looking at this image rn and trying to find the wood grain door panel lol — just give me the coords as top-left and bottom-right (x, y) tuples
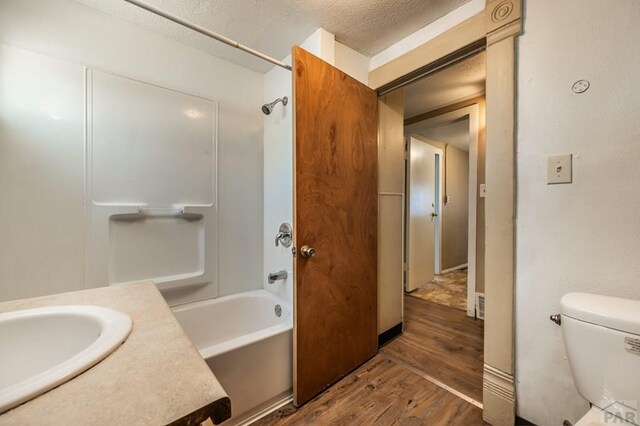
(293, 46), (378, 406)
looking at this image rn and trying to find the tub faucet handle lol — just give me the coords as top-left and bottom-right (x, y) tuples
(275, 223), (293, 248)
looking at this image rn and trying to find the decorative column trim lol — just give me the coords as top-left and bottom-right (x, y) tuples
(484, 363), (515, 402)
(482, 5), (521, 424)
(484, 363), (516, 425)
(486, 0), (521, 32)
(485, 0), (522, 45)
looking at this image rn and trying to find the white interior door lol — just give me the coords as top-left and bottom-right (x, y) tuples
(406, 137), (437, 292)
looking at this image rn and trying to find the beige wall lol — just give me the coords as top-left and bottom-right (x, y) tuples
(442, 146), (469, 269)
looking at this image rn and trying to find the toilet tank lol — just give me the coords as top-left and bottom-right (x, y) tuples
(561, 293), (640, 418)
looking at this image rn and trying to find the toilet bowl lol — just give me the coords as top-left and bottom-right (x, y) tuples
(561, 293), (640, 426)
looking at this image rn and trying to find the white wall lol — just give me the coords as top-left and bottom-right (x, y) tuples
(0, 0), (264, 301)
(0, 44), (86, 301)
(369, 0), (485, 70)
(335, 42), (370, 85)
(263, 55), (294, 301)
(516, 1), (640, 424)
(263, 29), (370, 302)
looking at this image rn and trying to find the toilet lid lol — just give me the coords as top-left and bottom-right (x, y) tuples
(561, 293), (640, 336)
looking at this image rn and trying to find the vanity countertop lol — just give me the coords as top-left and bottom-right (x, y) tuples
(0, 281), (230, 425)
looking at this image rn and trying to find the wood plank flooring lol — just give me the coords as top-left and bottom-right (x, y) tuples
(255, 296), (484, 425)
(254, 355), (482, 426)
(382, 296), (484, 403)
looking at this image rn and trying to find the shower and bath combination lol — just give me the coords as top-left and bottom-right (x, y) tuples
(262, 97), (288, 115)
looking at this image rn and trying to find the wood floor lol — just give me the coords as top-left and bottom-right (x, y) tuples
(254, 355), (482, 426)
(382, 296), (484, 402)
(255, 297), (484, 425)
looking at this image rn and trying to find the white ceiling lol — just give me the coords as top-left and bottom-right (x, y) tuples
(72, 0), (471, 73)
(418, 118), (470, 152)
(404, 50), (486, 119)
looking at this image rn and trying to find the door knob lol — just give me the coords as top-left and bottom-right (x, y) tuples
(300, 245), (316, 258)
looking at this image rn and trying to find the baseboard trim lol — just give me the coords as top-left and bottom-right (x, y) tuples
(441, 263), (468, 274)
(378, 322), (403, 348)
(483, 364), (516, 425)
(232, 391), (293, 426)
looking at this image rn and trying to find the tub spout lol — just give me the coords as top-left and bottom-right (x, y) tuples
(268, 270), (288, 284)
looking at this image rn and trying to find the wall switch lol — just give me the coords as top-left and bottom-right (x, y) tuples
(547, 154), (572, 184)
(479, 184), (486, 197)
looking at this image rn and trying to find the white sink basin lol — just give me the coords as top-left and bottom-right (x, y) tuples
(0, 305), (132, 413)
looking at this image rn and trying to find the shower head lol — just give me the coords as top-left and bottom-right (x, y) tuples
(262, 96), (288, 115)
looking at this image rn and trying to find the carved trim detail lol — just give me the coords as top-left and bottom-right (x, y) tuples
(491, 1), (514, 23)
(483, 363), (515, 402)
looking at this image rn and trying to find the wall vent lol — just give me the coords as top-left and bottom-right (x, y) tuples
(625, 337), (640, 356)
(476, 293), (485, 320)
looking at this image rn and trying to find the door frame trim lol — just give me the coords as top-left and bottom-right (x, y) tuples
(369, 1), (522, 424)
(434, 148), (444, 276)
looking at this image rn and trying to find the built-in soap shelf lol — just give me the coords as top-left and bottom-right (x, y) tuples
(87, 202), (217, 304)
(109, 205), (204, 222)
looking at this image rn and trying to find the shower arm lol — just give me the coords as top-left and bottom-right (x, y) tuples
(123, 0), (292, 71)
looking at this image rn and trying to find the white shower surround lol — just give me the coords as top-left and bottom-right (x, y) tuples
(172, 289), (292, 424)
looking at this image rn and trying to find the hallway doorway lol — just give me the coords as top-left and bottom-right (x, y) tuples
(399, 50), (486, 405)
(403, 50), (485, 318)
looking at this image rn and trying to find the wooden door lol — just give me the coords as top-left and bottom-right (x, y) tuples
(406, 137), (437, 292)
(293, 46), (378, 406)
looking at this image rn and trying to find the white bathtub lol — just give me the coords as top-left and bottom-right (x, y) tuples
(172, 289), (292, 424)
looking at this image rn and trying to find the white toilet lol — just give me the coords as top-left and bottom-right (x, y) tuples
(561, 293), (640, 426)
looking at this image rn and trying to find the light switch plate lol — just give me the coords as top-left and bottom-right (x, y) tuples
(479, 184), (486, 197)
(547, 154), (572, 184)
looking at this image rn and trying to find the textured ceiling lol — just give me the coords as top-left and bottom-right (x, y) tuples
(404, 50), (486, 119)
(72, 0), (470, 73)
(419, 118), (470, 152)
